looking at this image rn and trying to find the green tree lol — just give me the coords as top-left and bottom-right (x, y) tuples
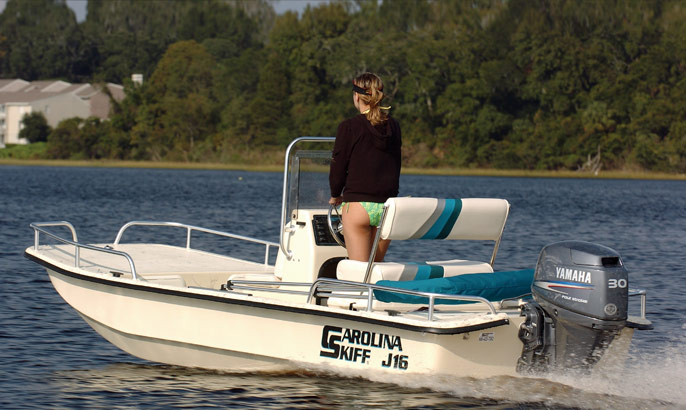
(0, 34), (7, 62)
(249, 52), (292, 145)
(84, 0), (187, 83)
(287, 3), (353, 138)
(0, 0), (91, 80)
(178, 0), (258, 53)
(131, 40), (218, 161)
(84, 0), (266, 84)
(19, 112), (51, 143)
(46, 118), (83, 159)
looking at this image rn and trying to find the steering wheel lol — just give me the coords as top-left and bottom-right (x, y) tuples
(327, 204), (346, 247)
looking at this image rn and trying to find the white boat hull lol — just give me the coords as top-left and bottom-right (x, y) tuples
(46, 266), (530, 378)
(79, 313), (288, 371)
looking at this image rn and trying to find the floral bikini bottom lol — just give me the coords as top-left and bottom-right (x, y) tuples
(341, 202), (385, 227)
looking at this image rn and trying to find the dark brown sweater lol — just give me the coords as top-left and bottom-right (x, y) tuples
(329, 114), (402, 203)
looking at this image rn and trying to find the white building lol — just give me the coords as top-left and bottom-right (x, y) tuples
(0, 79), (125, 147)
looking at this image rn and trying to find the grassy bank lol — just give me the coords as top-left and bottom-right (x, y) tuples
(0, 157), (284, 173)
(2, 141), (684, 180)
(2, 156), (685, 180)
(401, 166), (686, 180)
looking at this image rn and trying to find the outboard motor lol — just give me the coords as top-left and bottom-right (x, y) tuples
(518, 241), (628, 373)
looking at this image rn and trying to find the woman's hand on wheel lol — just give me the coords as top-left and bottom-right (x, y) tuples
(329, 196), (343, 206)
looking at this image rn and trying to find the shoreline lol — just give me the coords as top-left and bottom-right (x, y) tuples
(1, 158), (684, 180)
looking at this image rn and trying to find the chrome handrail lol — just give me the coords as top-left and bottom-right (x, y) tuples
(226, 280), (314, 296)
(227, 280), (312, 288)
(279, 136), (336, 260)
(113, 221), (278, 266)
(223, 277), (498, 321)
(364, 206), (390, 283)
(30, 222), (139, 279)
(629, 288), (648, 320)
(307, 278), (499, 320)
(32, 221), (77, 246)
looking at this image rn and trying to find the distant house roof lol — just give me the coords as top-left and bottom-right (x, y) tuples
(0, 79), (124, 108)
(0, 79), (30, 92)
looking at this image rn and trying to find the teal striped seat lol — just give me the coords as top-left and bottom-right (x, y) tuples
(379, 198), (510, 242)
(336, 198), (510, 284)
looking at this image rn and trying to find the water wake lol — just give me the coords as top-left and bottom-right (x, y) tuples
(374, 344), (686, 409)
(47, 351), (686, 410)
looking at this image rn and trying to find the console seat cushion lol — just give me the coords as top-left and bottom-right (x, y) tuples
(373, 269), (534, 304)
(336, 259), (493, 284)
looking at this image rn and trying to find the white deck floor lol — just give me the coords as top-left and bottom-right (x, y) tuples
(36, 243), (274, 287)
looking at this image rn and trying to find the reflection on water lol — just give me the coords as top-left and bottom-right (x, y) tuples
(51, 364), (489, 409)
(48, 361), (684, 410)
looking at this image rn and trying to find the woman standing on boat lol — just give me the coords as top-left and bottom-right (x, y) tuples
(329, 72), (402, 262)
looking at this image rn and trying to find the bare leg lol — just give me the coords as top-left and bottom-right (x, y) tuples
(371, 226), (391, 262)
(341, 202), (373, 261)
(342, 203), (392, 262)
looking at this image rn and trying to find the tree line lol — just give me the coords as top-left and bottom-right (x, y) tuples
(2, 0), (686, 172)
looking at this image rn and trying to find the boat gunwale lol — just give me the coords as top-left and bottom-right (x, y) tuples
(24, 249), (511, 335)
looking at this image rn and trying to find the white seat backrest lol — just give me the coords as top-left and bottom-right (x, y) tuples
(380, 198), (510, 241)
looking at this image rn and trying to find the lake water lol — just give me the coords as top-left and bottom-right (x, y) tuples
(1, 165), (685, 409)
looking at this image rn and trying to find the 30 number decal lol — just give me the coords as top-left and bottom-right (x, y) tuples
(608, 278), (627, 289)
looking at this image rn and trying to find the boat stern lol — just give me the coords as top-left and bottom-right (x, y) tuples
(517, 241), (651, 374)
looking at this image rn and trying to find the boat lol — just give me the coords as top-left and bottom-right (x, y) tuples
(24, 137), (652, 378)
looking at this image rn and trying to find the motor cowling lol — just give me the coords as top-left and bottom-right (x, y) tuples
(518, 241), (629, 372)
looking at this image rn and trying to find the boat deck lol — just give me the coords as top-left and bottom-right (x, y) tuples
(26, 229), (525, 334)
(34, 243), (274, 289)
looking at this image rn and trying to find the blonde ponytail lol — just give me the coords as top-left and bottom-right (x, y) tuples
(352, 72), (389, 126)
